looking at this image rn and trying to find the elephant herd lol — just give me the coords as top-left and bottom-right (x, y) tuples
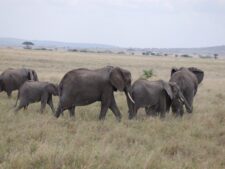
(0, 66), (204, 120)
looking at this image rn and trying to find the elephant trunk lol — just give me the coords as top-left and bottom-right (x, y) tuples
(179, 92), (192, 113)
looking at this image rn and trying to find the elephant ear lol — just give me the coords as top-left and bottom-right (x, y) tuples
(188, 67), (204, 84)
(28, 70), (34, 80)
(32, 70), (39, 81)
(164, 82), (174, 100)
(109, 67), (125, 92)
(171, 67), (179, 77)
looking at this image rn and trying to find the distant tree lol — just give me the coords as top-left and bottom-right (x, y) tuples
(151, 52), (156, 56)
(214, 53), (218, 59)
(22, 41), (34, 49)
(181, 54), (192, 58)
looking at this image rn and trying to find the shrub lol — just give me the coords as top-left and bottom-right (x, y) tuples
(181, 54), (192, 58)
(142, 69), (154, 79)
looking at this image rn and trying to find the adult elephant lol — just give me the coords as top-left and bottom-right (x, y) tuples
(169, 67), (204, 116)
(55, 66), (134, 121)
(0, 68), (39, 97)
(127, 79), (191, 119)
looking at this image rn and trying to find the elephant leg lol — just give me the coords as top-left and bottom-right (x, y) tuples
(55, 105), (63, 118)
(40, 94), (48, 113)
(109, 97), (122, 121)
(174, 103), (184, 117)
(69, 106), (75, 118)
(99, 100), (110, 120)
(179, 106), (184, 116)
(47, 96), (55, 114)
(129, 105), (138, 119)
(171, 102), (183, 117)
(15, 103), (26, 112)
(24, 105), (28, 110)
(159, 97), (167, 118)
(7, 91), (12, 98)
(145, 105), (157, 117)
(14, 93), (19, 107)
(160, 110), (166, 118)
(15, 99), (28, 112)
(185, 95), (193, 113)
(55, 96), (72, 118)
(15, 105), (23, 112)
(40, 102), (47, 113)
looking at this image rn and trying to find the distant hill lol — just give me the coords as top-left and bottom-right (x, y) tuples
(0, 37), (224, 57)
(143, 46), (225, 56)
(0, 37), (118, 49)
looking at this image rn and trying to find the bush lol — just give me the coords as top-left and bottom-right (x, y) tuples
(142, 69), (154, 79)
(181, 54), (192, 58)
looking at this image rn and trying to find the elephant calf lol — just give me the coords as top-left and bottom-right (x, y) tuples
(15, 81), (58, 113)
(127, 79), (191, 119)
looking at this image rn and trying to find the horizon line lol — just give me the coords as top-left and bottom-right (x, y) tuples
(0, 36), (224, 49)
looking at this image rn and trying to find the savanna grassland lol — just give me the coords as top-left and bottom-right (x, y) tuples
(0, 48), (225, 169)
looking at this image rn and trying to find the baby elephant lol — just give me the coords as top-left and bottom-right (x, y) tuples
(15, 81), (58, 113)
(127, 79), (191, 119)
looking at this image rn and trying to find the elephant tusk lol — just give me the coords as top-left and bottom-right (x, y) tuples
(178, 92), (185, 103)
(180, 97), (184, 103)
(127, 92), (135, 104)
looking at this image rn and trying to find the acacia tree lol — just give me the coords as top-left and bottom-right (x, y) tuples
(22, 41), (34, 49)
(214, 53), (218, 59)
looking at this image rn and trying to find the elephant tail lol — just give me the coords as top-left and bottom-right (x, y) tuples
(14, 90), (20, 107)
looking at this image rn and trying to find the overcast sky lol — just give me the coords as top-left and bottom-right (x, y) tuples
(0, 0), (225, 48)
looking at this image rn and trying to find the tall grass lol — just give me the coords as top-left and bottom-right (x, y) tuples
(0, 48), (225, 169)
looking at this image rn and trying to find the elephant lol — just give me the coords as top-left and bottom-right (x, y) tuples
(55, 66), (134, 121)
(127, 79), (191, 119)
(169, 67), (204, 116)
(15, 81), (58, 113)
(0, 68), (39, 97)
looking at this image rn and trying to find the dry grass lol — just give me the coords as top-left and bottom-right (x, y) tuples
(0, 48), (225, 169)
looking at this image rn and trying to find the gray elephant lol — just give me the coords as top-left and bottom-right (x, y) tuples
(15, 81), (58, 113)
(0, 68), (39, 97)
(169, 67), (204, 116)
(55, 66), (134, 121)
(127, 79), (191, 119)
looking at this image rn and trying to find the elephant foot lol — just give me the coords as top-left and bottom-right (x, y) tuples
(116, 116), (121, 122)
(186, 107), (193, 113)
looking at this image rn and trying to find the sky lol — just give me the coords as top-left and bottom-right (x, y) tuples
(0, 0), (225, 48)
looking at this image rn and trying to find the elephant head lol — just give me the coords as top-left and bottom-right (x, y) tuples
(109, 67), (134, 103)
(28, 69), (39, 81)
(171, 67), (204, 85)
(46, 83), (59, 96)
(164, 82), (192, 113)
